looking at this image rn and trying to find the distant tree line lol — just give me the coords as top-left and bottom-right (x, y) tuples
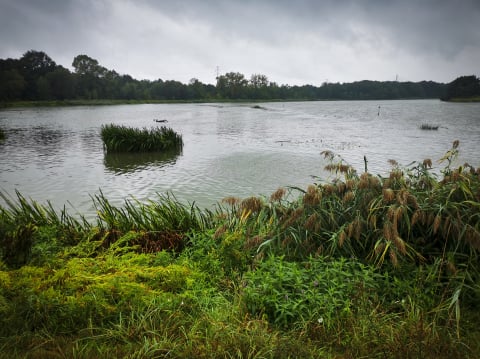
(1, 49), (472, 103)
(442, 75), (480, 101)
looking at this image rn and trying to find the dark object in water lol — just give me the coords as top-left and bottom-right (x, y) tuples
(154, 119), (168, 123)
(420, 124), (439, 130)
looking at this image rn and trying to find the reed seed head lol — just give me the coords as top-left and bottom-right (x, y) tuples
(383, 222), (394, 242)
(395, 206), (404, 224)
(353, 218), (362, 241)
(244, 235), (264, 250)
(343, 191), (355, 203)
(433, 214), (442, 234)
(396, 189), (409, 205)
(321, 150), (334, 160)
(336, 182), (346, 194)
(240, 197), (263, 213)
(411, 210), (421, 226)
(388, 159), (399, 167)
(347, 222), (354, 239)
(270, 187), (286, 202)
(305, 213), (318, 232)
(389, 249), (399, 267)
(407, 193), (419, 209)
(423, 158), (433, 168)
(304, 185), (321, 206)
(465, 227), (480, 250)
(222, 196), (240, 207)
(345, 179), (356, 190)
(452, 140), (460, 149)
(374, 241), (386, 256)
(389, 170), (403, 181)
(338, 230), (346, 248)
(393, 236), (406, 255)
(214, 224), (228, 239)
(387, 206), (396, 222)
(383, 188), (395, 203)
(323, 184), (335, 195)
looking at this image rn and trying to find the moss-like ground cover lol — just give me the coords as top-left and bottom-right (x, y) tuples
(1, 141), (479, 358)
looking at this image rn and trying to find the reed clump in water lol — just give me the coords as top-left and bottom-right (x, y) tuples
(420, 123), (439, 130)
(101, 124), (183, 152)
(0, 128), (5, 140)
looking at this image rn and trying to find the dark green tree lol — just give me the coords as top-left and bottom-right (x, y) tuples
(216, 72), (248, 99)
(20, 50), (57, 99)
(444, 75), (480, 100)
(0, 68), (26, 100)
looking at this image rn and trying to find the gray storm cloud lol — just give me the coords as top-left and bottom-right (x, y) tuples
(0, 0), (479, 85)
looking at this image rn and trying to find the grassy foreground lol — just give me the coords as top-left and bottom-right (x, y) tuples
(1, 141), (480, 358)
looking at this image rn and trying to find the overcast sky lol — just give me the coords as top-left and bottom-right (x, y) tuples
(0, 0), (479, 85)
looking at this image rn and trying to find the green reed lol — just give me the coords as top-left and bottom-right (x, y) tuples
(101, 124), (183, 152)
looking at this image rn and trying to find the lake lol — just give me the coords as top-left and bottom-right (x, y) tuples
(1, 100), (479, 216)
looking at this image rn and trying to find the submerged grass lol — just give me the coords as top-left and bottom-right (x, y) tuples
(101, 124), (183, 153)
(1, 141), (480, 358)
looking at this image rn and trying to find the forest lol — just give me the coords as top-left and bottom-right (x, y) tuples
(0, 50), (456, 103)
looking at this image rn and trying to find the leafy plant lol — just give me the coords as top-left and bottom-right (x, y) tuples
(242, 256), (380, 328)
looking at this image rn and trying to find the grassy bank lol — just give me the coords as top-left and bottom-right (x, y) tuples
(0, 98), (297, 108)
(0, 141), (479, 358)
(445, 96), (480, 103)
(0, 99), (215, 108)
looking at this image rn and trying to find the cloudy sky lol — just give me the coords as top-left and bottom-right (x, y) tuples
(0, 0), (479, 85)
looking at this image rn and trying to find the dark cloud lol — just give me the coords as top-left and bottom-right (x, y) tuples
(0, 0), (479, 85)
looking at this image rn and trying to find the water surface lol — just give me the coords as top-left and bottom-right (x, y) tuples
(1, 100), (479, 215)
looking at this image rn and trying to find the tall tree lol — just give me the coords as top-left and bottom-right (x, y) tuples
(20, 50), (57, 99)
(216, 72), (248, 99)
(444, 75), (480, 100)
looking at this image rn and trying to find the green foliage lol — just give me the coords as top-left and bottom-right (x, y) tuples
(0, 191), (87, 267)
(1, 50), (449, 103)
(444, 75), (480, 101)
(242, 256), (379, 328)
(101, 124), (183, 153)
(0, 251), (200, 336)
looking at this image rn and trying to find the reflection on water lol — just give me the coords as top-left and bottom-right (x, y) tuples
(104, 149), (182, 174)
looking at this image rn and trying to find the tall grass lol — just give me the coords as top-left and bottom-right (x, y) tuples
(101, 124), (183, 152)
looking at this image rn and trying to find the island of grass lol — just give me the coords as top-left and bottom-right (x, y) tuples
(101, 124), (183, 153)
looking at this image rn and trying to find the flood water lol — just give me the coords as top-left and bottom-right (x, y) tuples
(1, 100), (479, 215)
